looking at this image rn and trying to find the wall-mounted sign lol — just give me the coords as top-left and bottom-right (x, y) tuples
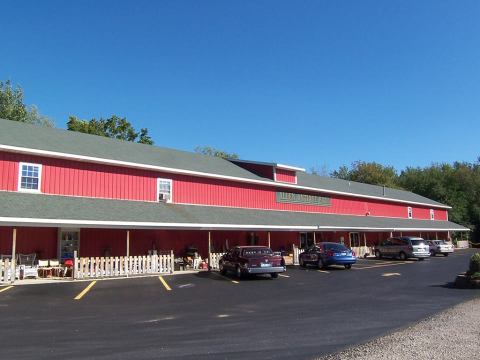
(276, 191), (331, 206)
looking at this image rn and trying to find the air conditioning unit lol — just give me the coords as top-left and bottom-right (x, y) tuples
(158, 193), (171, 202)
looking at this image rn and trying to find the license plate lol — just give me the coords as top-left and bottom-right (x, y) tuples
(341, 252), (347, 256)
(261, 263), (272, 267)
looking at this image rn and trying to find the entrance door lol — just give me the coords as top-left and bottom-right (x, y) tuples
(300, 232), (314, 249)
(58, 229), (80, 261)
(349, 232), (360, 248)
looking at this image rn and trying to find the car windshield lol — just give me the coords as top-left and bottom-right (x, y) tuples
(324, 243), (348, 252)
(410, 240), (426, 246)
(434, 240), (445, 245)
(242, 248), (273, 257)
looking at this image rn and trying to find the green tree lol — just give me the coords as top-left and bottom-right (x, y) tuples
(331, 161), (399, 188)
(0, 80), (53, 127)
(194, 146), (239, 159)
(67, 115), (154, 145)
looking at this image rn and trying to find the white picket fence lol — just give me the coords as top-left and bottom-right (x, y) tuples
(0, 259), (12, 282)
(73, 252), (174, 279)
(351, 246), (373, 258)
(208, 252), (225, 270)
(456, 240), (469, 249)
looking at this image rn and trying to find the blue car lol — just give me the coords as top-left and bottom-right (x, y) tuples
(299, 242), (357, 269)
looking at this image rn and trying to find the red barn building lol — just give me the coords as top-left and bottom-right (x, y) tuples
(0, 119), (468, 265)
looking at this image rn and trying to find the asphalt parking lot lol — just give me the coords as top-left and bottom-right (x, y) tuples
(0, 249), (478, 360)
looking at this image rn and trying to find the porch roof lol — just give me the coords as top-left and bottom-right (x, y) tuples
(0, 191), (469, 232)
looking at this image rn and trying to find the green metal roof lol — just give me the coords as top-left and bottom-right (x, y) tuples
(0, 119), (450, 208)
(0, 192), (467, 231)
(0, 118), (264, 181)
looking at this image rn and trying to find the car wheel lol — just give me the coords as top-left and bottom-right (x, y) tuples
(317, 258), (326, 269)
(398, 252), (407, 261)
(299, 258), (306, 268)
(235, 266), (243, 279)
(219, 262), (226, 275)
(419, 257), (425, 261)
(430, 250), (435, 257)
(344, 264), (352, 269)
(271, 272), (278, 279)
(444, 253), (449, 257)
(375, 250), (382, 259)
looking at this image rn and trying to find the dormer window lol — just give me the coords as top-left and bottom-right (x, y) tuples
(18, 162), (42, 192)
(407, 207), (413, 219)
(157, 178), (172, 203)
(430, 209), (434, 220)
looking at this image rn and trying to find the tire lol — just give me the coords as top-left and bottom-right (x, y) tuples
(271, 272), (278, 279)
(344, 264), (352, 269)
(318, 258), (326, 269)
(419, 257), (425, 261)
(375, 250), (382, 259)
(398, 252), (407, 261)
(444, 253), (449, 257)
(430, 250), (435, 257)
(219, 262), (227, 275)
(235, 266), (243, 279)
(299, 258), (306, 268)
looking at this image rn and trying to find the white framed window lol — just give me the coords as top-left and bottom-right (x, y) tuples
(157, 178), (172, 203)
(430, 209), (434, 220)
(18, 162), (42, 193)
(407, 206), (413, 219)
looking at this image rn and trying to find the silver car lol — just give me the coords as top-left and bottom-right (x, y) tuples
(427, 240), (454, 257)
(375, 237), (430, 260)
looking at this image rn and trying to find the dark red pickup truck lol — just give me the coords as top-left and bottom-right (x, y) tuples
(219, 246), (286, 279)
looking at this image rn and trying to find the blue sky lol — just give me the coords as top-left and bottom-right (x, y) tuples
(1, 1), (479, 173)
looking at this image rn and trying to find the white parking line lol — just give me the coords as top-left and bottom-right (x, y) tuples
(317, 270), (330, 274)
(278, 274), (290, 278)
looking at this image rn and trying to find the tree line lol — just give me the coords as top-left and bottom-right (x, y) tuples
(1, 79), (478, 241)
(329, 161), (480, 242)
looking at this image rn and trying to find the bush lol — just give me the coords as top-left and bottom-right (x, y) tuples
(469, 253), (480, 274)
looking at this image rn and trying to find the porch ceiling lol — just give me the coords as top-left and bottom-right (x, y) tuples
(0, 191), (469, 232)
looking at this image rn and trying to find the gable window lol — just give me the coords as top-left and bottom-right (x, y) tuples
(430, 209), (434, 220)
(157, 178), (172, 203)
(18, 162), (42, 192)
(407, 207), (413, 219)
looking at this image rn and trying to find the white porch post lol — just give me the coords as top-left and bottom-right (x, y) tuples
(313, 232), (316, 245)
(126, 230), (130, 257)
(10, 228), (17, 284)
(268, 232), (271, 248)
(389, 231), (393, 238)
(363, 233), (367, 247)
(208, 231), (211, 254)
(126, 230), (130, 278)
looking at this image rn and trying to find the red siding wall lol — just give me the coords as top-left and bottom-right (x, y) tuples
(0, 152), (19, 191)
(173, 175), (449, 220)
(275, 168), (297, 184)
(0, 227), (57, 258)
(0, 151), (449, 221)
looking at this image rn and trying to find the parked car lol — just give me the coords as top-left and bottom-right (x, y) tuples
(374, 237), (430, 260)
(427, 240), (454, 256)
(299, 242), (357, 269)
(218, 246), (286, 279)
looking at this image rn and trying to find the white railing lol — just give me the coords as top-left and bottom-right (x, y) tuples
(73, 252), (174, 279)
(208, 252), (225, 270)
(351, 246), (373, 258)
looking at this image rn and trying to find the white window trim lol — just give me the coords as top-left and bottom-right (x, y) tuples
(157, 178), (173, 203)
(430, 209), (435, 221)
(18, 162), (42, 193)
(407, 206), (413, 219)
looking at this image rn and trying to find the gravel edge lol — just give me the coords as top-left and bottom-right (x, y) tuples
(316, 296), (480, 360)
